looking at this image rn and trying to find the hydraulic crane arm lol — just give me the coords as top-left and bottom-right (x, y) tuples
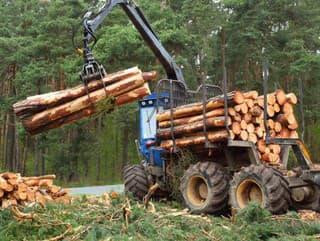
(80, 0), (184, 83)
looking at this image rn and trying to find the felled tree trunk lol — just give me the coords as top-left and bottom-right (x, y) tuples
(13, 67), (157, 135)
(28, 84), (151, 135)
(158, 108), (225, 128)
(158, 116), (230, 139)
(160, 129), (229, 149)
(156, 91), (244, 122)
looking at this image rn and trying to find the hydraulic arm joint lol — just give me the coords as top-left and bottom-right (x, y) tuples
(79, 13), (106, 84)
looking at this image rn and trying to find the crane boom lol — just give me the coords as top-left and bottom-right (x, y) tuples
(80, 0), (184, 83)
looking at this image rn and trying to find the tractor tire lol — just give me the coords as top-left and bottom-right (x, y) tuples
(180, 161), (229, 214)
(123, 164), (149, 200)
(229, 164), (291, 214)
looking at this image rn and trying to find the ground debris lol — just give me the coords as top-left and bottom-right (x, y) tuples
(298, 210), (320, 221)
(1, 194), (320, 241)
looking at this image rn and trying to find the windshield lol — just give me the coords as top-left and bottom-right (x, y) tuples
(140, 106), (162, 139)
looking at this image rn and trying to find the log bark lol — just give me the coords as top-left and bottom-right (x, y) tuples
(160, 129), (229, 150)
(22, 73), (144, 131)
(27, 84), (151, 135)
(157, 116), (230, 139)
(13, 67), (147, 117)
(14, 67), (156, 135)
(158, 108), (225, 128)
(156, 91), (244, 122)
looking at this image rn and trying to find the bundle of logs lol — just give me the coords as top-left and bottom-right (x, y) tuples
(0, 172), (69, 208)
(13, 67), (157, 135)
(156, 89), (298, 165)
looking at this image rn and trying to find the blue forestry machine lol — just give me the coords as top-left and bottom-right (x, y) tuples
(77, 0), (320, 214)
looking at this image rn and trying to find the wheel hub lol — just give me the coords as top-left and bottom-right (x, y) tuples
(187, 175), (208, 206)
(236, 179), (264, 208)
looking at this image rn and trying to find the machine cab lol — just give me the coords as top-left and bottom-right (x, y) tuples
(138, 93), (168, 167)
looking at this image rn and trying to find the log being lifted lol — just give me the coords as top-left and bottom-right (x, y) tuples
(27, 84), (151, 135)
(13, 67), (154, 117)
(13, 67), (157, 135)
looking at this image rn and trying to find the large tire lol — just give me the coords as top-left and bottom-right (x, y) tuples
(123, 164), (149, 200)
(229, 164), (291, 214)
(180, 161), (229, 214)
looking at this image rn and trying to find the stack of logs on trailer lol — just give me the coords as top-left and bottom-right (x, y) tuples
(0, 173), (69, 208)
(157, 89), (298, 166)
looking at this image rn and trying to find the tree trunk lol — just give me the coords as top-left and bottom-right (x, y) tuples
(5, 111), (14, 171)
(121, 126), (129, 168)
(20, 136), (29, 176)
(96, 117), (102, 182)
(298, 78), (305, 141)
(14, 117), (20, 172)
(33, 136), (40, 176)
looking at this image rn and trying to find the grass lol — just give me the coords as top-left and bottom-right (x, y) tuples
(0, 194), (319, 241)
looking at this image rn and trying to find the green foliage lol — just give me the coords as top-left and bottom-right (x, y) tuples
(1, 0), (320, 183)
(0, 197), (319, 241)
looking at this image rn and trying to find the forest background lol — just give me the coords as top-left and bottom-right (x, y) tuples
(0, 0), (319, 186)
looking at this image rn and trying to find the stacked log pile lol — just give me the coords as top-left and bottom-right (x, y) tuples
(157, 89), (299, 165)
(13, 67), (157, 135)
(0, 172), (69, 208)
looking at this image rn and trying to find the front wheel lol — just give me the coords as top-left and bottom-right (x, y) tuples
(229, 164), (291, 214)
(180, 161), (229, 214)
(123, 164), (149, 200)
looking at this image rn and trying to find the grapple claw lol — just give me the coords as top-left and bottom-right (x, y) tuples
(80, 60), (106, 85)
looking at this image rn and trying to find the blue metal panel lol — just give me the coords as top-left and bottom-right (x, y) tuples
(138, 93), (168, 167)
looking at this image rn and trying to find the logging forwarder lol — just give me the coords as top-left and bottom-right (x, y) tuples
(77, 0), (320, 215)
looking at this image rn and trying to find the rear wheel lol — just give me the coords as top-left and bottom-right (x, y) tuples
(180, 161), (229, 214)
(123, 164), (149, 200)
(229, 164), (291, 214)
